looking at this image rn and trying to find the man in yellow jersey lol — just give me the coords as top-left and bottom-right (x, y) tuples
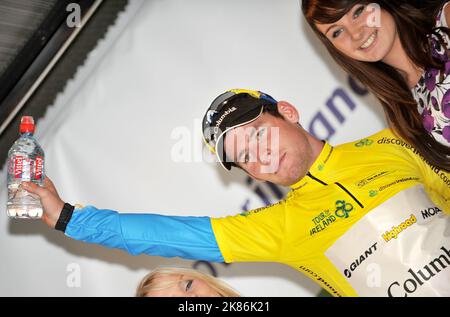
(23, 89), (450, 297)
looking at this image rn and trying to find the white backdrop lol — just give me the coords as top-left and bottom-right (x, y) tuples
(0, 0), (386, 296)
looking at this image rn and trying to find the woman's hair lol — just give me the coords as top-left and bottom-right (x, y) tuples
(302, 0), (450, 171)
(136, 267), (241, 297)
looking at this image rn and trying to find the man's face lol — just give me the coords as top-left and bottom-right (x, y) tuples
(223, 102), (315, 186)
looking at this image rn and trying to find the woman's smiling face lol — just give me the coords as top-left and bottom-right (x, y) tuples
(315, 3), (398, 63)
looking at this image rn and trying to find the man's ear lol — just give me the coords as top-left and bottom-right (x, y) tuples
(277, 101), (299, 123)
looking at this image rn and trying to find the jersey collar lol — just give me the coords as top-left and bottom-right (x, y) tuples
(290, 141), (335, 190)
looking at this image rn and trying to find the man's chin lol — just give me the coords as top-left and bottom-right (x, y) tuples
(270, 175), (299, 187)
(283, 172), (306, 187)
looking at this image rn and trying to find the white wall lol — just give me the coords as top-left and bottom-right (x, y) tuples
(0, 0), (386, 296)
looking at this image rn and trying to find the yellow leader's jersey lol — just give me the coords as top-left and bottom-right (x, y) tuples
(211, 129), (450, 297)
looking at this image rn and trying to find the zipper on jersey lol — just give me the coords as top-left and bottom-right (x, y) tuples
(306, 172), (364, 208)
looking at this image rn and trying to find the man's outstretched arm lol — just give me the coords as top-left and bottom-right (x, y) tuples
(21, 178), (224, 263)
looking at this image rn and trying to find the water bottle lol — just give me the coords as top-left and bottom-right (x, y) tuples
(6, 116), (45, 219)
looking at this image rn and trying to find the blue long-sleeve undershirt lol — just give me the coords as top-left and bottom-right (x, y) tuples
(64, 205), (225, 263)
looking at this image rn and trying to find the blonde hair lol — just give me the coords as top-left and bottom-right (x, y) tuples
(136, 267), (240, 297)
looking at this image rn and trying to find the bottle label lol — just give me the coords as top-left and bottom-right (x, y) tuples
(13, 156), (24, 179)
(35, 156), (43, 180)
(12, 155), (44, 181)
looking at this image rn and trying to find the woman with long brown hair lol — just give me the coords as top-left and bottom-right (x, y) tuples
(301, 0), (450, 171)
